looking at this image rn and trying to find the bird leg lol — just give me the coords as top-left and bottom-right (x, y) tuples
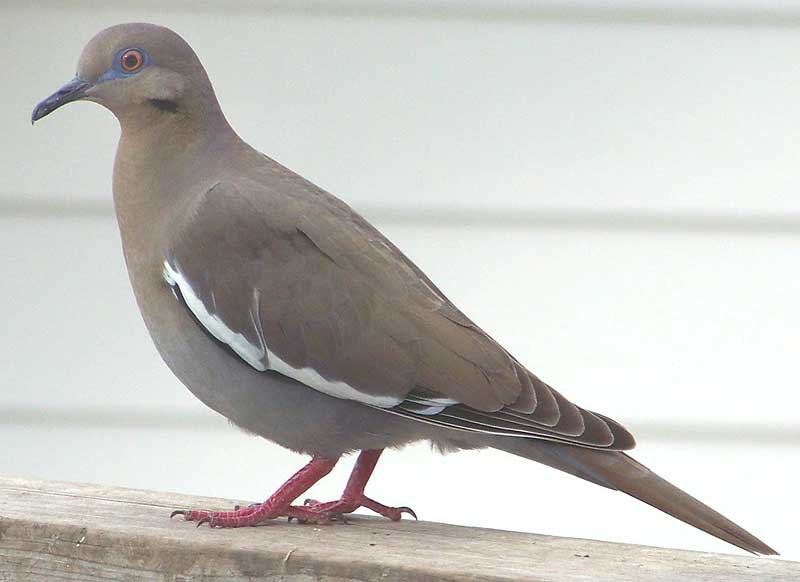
(292, 449), (417, 522)
(171, 455), (339, 527)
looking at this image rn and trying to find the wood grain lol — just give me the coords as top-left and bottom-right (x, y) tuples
(0, 476), (796, 581)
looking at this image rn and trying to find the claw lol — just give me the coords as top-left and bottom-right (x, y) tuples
(196, 516), (213, 528)
(232, 502), (260, 511)
(303, 498), (319, 506)
(398, 506), (418, 520)
(170, 509), (186, 519)
(287, 515), (307, 524)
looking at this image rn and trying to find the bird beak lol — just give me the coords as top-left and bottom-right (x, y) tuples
(31, 77), (92, 124)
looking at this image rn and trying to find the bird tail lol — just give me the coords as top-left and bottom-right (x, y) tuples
(495, 438), (778, 555)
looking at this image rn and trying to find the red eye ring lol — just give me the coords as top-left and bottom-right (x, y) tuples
(120, 49), (144, 73)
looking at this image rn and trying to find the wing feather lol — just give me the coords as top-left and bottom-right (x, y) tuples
(165, 177), (635, 450)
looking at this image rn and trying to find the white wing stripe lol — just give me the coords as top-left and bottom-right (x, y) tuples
(164, 260), (401, 409)
(265, 347), (401, 408)
(163, 261), (269, 371)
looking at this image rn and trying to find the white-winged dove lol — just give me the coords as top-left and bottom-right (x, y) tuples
(32, 23), (776, 555)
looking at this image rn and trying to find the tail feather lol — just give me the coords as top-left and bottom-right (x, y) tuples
(496, 439), (778, 555)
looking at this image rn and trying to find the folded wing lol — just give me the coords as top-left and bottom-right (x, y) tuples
(165, 178), (635, 451)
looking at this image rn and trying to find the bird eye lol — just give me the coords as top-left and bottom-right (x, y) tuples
(120, 49), (144, 73)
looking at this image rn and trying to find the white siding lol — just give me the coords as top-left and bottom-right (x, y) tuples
(2, 1), (797, 559)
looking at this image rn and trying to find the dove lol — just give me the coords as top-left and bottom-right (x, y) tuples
(32, 23), (775, 554)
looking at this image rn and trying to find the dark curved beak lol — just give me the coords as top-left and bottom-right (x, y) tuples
(31, 77), (91, 124)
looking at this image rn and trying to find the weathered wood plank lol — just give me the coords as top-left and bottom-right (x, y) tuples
(0, 476), (795, 582)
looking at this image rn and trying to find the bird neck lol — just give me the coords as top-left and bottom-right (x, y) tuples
(111, 107), (241, 266)
(115, 95), (235, 156)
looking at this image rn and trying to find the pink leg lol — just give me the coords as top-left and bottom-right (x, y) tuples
(171, 455), (338, 528)
(297, 449), (416, 522)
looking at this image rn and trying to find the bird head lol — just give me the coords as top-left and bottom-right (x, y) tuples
(32, 23), (218, 126)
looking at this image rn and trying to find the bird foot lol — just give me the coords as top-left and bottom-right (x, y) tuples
(170, 503), (269, 527)
(171, 502), (341, 527)
(168, 452), (413, 528)
(295, 495), (417, 522)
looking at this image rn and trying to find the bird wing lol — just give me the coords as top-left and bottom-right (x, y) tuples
(164, 178), (634, 450)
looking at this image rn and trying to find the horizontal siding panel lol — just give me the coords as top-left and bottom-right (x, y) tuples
(23, 1), (800, 22)
(3, 198), (800, 236)
(1, 216), (796, 425)
(7, 5), (800, 214)
(4, 406), (798, 447)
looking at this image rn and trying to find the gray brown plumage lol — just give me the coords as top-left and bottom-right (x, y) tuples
(32, 22), (776, 555)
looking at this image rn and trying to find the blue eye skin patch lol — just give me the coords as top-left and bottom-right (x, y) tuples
(96, 47), (152, 83)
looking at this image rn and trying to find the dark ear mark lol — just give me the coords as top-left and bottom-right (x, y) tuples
(149, 99), (178, 113)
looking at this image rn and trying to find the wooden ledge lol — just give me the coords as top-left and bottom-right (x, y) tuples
(0, 476), (796, 581)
